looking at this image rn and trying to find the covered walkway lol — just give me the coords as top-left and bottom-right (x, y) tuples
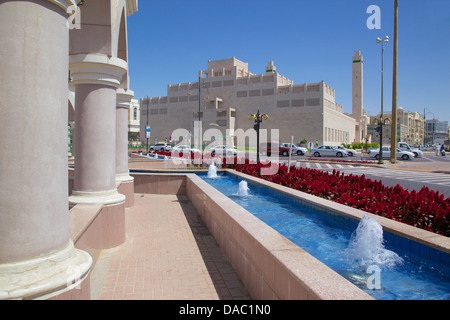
(90, 193), (251, 300)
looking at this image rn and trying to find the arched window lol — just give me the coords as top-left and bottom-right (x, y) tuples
(134, 107), (137, 120)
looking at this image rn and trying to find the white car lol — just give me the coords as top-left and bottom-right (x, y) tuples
(150, 143), (171, 152)
(311, 145), (348, 158)
(210, 145), (238, 156)
(280, 143), (308, 156)
(397, 142), (423, 158)
(369, 146), (415, 161)
(335, 145), (358, 157)
(172, 145), (201, 154)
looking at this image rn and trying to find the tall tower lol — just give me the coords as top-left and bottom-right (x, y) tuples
(352, 50), (364, 143)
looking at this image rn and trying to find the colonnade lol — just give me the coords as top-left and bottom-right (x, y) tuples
(0, 0), (138, 299)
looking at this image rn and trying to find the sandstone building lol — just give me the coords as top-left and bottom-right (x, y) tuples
(141, 57), (358, 148)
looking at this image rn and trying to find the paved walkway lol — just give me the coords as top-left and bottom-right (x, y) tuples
(90, 194), (251, 300)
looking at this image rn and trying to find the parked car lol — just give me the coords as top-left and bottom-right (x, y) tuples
(369, 146), (415, 160)
(397, 142), (423, 158)
(311, 145), (348, 158)
(280, 143), (308, 156)
(335, 145), (358, 157)
(150, 143), (171, 152)
(260, 143), (291, 157)
(210, 145), (238, 156)
(172, 145), (201, 154)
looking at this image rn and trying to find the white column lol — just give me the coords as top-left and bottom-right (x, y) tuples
(116, 89), (135, 182)
(69, 54), (128, 207)
(0, 0), (91, 300)
(116, 89), (135, 207)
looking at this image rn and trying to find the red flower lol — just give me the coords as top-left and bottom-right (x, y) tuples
(230, 162), (450, 236)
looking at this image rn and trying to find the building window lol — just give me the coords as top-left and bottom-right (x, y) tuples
(133, 107), (137, 120)
(237, 91), (248, 98)
(216, 120), (227, 127)
(277, 100), (289, 108)
(306, 98), (320, 106)
(249, 89), (261, 97)
(262, 89), (274, 96)
(292, 99), (305, 107)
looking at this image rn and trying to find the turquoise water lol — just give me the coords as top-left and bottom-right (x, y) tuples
(199, 172), (450, 300)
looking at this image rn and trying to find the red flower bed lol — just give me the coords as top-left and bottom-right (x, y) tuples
(233, 161), (450, 237)
(150, 152), (449, 236)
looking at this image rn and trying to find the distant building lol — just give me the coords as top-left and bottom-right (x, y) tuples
(128, 98), (140, 146)
(368, 108), (426, 146)
(141, 57), (357, 147)
(426, 119), (448, 145)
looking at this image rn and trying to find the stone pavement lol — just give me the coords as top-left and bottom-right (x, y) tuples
(90, 193), (251, 300)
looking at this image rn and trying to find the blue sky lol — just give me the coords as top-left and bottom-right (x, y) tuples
(127, 0), (450, 123)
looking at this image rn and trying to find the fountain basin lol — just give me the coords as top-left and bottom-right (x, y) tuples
(196, 170), (450, 300)
(185, 172), (373, 299)
(130, 169), (449, 299)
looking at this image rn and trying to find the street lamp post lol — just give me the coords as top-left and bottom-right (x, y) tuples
(376, 36), (389, 164)
(196, 71), (207, 150)
(249, 109), (269, 164)
(391, 0), (399, 163)
(146, 96), (149, 153)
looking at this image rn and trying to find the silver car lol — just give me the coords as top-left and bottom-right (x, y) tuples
(281, 143), (308, 156)
(311, 145), (348, 158)
(369, 146), (415, 161)
(172, 145), (201, 153)
(210, 145), (238, 156)
(150, 143), (171, 152)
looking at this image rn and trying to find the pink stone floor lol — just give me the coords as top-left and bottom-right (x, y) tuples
(90, 193), (251, 300)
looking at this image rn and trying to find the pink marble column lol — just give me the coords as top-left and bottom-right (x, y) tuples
(0, 0), (91, 300)
(116, 89), (135, 207)
(69, 54), (128, 248)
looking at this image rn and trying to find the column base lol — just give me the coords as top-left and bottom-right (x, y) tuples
(69, 189), (126, 208)
(116, 173), (134, 208)
(69, 189), (126, 249)
(0, 241), (92, 300)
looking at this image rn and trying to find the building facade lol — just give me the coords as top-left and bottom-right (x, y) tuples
(141, 57), (356, 148)
(368, 108), (427, 146)
(426, 119), (449, 145)
(128, 98), (141, 145)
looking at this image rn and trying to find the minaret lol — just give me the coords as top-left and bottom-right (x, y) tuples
(352, 50), (364, 142)
(266, 61), (276, 73)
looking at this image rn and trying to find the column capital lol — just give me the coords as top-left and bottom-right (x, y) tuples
(116, 88), (135, 109)
(45, 0), (77, 13)
(69, 54), (128, 88)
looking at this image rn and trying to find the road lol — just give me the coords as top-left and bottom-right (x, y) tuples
(249, 152), (450, 198)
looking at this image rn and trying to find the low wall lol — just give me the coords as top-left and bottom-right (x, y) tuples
(185, 173), (373, 300)
(132, 172), (187, 194)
